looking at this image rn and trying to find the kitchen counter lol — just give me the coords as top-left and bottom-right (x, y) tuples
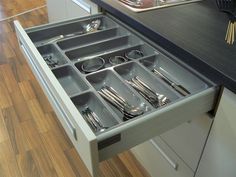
(91, 0), (236, 93)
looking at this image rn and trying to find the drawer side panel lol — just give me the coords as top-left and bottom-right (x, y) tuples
(14, 20), (99, 177)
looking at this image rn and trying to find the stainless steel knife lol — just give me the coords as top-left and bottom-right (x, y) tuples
(153, 68), (190, 96)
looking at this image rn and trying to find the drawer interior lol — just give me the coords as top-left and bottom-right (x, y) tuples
(25, 14), (213, 138)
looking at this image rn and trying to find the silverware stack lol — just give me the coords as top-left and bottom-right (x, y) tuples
(98, 86), (144, 120)
(126, 76), (170, 108)
(216, 0), (236, 44)
(82, 107), (108, 132)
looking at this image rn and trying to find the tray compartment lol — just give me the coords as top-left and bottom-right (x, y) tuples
(98, 44), (156, 61)
(86, 70), (151, 120)
(37, 44), (68, 68)
(74, 44), (155, 74)
(57, 27), (129, 50)
(75, 57), (107, 74)
(52, 65), (89, 96)
(96, 44), (158, 61)
(123, 43), (159, 58)
(65, 35), (143, 61)
(139, 55), (208, 93)
(27, 15), (118, 44)
(71, 92), (120, 133)
(114, 62), (179, 105)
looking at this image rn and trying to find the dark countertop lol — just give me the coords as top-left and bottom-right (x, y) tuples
(92, 0), (236, 93)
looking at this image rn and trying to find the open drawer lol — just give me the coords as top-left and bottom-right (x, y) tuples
(14, 14), (218, 177)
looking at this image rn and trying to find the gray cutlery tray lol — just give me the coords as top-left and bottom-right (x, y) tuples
(27, 14), (210, 134)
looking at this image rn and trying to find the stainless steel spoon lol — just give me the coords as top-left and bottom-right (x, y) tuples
(40, 19), (101, 45)
(98, 87), (144, 120)
(103, 86), (144, 116)
(85, 107), (109, 131)
(101, 88), (142, 117)
(82, 110), (98, 132)
(98, 90), (136, 119)
(126, 80), (160, 108)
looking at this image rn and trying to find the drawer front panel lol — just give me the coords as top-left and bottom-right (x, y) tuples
(160, 114), (212, 171)
(132, 137), (194, 177)
(21, 43), (77, 140)
(98, 88), (215, 161)
(14, 14), (218, 177)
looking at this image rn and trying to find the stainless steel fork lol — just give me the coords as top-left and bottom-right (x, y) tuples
(127, 76), (170, 107)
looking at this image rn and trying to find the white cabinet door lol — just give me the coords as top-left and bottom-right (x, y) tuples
(47, 0), (67, 22)
(160, 114), (212, 171)
(66, 0), (98, 19)
(195, 88), (236, 177)
(47, 0), (98, 22)
(132, 137), (194, 177)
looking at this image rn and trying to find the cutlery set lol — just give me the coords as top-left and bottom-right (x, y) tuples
(82, 107), (109, 132)
(98, 86), (144, 121)
(126, 76), (170, 108)
(78, 51), (190, 130)
(82, 69), (186, 132)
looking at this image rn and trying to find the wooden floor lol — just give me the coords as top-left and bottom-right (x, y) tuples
(0, 0), (46, 20)
(0, 3), (151, 177)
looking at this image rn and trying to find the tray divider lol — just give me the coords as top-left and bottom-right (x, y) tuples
(64, 34), (144, 61)
(56, 26), (129, 50)
(64, 34), (133, 52)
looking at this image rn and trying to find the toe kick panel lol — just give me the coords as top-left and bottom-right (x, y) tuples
(14, 14), (218, 177)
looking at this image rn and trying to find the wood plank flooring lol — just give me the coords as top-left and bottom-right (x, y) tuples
(0, 0), (46, 20)
(0, 4), (150, 177)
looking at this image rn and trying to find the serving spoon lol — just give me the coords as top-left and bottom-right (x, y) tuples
(40, 19), (101, 45)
